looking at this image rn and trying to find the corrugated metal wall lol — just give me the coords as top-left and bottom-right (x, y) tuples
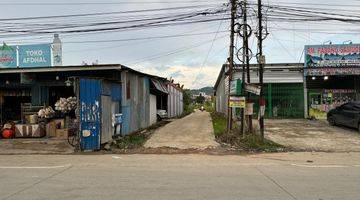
(121, 72), (150, 135)
(215, 73), (227, 114)
(167, 84), (184, 118)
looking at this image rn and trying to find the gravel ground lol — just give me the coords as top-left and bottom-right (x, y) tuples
(266, 119), (360, 152)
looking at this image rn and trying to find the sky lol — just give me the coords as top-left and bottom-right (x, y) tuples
(1, 0), (359, 89)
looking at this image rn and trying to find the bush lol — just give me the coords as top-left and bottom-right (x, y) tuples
(181, 104), (195, 117)
(209, 111), (285, 152)
(115, 134), (147, 149)
(204, 101), (214, 113)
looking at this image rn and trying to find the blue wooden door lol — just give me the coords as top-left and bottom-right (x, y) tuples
(79, 78), (101, 151)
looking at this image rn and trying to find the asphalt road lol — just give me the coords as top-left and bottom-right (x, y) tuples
(0, 153), (359, 200)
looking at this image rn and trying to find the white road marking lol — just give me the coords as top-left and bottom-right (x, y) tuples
(112, 156), (122, 159)
(290, 163), (359, 168)
(0, 164), (72, 169)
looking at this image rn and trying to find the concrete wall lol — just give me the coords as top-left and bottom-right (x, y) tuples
(232, 70), (303, 84)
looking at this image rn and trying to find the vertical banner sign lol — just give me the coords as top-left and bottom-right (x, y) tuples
(18, 44), (51, 67)
(0, 44), (17, 68)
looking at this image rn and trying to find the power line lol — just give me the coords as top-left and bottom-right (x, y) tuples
(192, 12), (227, 85)
(0, 4), (224, 21)
(8, 31), (228, 45)
(126, 34), (228, 65)
(0, 1), (228, 6)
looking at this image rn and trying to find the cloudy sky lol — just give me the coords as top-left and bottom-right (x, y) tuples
(1, 0), (359, 89)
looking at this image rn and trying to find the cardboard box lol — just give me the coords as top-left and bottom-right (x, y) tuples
(53, 119), (65, 129)
(46, 121), (57, 137)
(55, 129), (68, 139)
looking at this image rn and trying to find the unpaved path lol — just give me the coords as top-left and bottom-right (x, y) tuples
(266, 119), (360, 152)
(144, 110), (219, 149)
(0, 138), (74, 155)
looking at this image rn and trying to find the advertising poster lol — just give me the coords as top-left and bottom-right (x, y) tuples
(305, 44), (360, 68)
(229, 96), (246, 108)
(0, 44), (17, 68)
(18, 44), (51, 67)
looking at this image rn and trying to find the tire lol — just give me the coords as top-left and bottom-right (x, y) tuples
(68, 134), (79, 147)
(328, 116), (336, 126)
(157, 115), (162, 122)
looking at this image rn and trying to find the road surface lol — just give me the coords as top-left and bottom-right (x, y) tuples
(145, 110), (219, 149)
(0, 152), (359, 200)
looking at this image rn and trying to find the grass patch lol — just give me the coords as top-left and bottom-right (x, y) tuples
(115, 133), (148, 149)
(218, 132), (284, 152)
(209, 111), (285, 152)
(211, 112), (227, 137)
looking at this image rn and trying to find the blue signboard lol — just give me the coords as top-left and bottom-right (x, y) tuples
(0, 44), (17, 68)
(18, 44), (51, 67)
(304, 44), (360, 76)
(305, 44), (360, 68)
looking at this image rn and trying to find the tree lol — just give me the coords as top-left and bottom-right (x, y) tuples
(195, 95), (205, 104)
(183, 89), (192, 106)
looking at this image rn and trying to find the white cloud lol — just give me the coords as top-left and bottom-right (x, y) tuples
(139, 65), (221, 89)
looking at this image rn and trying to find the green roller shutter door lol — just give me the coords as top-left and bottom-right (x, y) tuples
(248, 83), (304, 118)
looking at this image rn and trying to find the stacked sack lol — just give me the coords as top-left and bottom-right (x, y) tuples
(38, 106), (56, 118)
(55, 97), (77, 113)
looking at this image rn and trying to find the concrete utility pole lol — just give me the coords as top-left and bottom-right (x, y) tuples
(242, 0), (252, 133)
(257, 0), (265, 139)
(226, 0), (237, 133)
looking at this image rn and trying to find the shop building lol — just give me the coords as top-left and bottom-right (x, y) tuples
(0, 64), (182, 151)
(214, 44), (360, 120)
(304, 44), (360, 119)
(214, 63), (305, 118)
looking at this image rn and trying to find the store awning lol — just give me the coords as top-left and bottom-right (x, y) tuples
(151, 79), (168, 94)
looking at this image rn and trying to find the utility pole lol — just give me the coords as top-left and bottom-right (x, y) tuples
(226, 0), (237, 133)
(257, 0), (265, 139)
(242, 0), (252, 133)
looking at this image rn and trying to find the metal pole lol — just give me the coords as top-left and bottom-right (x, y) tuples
(243, 0), (252, 133)
(227, 0), (237, 133)
(257, 0), (265, 138)
(240, 0), (246, 135)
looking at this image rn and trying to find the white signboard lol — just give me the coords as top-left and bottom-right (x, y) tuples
(245, 84), (261, 95)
